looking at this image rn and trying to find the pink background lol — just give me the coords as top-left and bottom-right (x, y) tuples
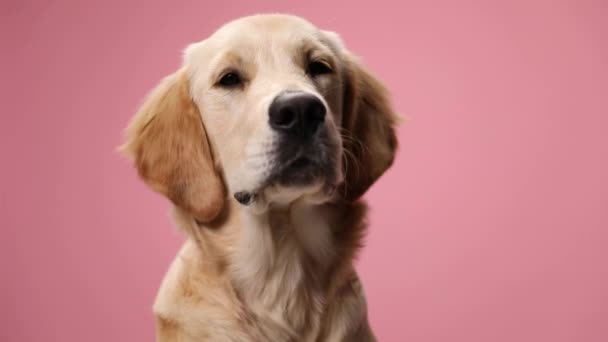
(2, 0), (607, 341)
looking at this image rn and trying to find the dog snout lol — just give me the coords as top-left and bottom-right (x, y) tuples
(269, 92), (326, 138)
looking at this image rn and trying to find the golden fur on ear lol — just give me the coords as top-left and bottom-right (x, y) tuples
(340, 55), (399, 201)
(120, 69), (225, 222)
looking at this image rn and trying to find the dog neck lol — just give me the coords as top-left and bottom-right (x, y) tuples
(174, 195), (367, 333)
(224, 198), (334, 331)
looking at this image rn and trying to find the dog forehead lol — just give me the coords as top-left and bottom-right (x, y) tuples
(183, 15), (342, 93)
(198, 15), (321, 55)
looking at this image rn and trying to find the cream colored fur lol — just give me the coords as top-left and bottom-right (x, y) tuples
(121, 14), (398, 342)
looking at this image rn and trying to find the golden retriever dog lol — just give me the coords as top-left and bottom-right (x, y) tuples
(121, 14), (398, 342)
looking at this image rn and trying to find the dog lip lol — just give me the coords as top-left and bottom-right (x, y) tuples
(289, 157), (311, 169)
(234, 191), (254, 205)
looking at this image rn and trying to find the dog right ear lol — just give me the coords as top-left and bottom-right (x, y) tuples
(119, 69), (225, 222)
(339, 53), (399, 201)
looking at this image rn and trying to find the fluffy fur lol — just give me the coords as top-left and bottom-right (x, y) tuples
(121, 14), (398, 341)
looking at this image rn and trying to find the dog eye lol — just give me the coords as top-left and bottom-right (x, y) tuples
(218, 72), (241, 87)
(307, 61), (332, 77)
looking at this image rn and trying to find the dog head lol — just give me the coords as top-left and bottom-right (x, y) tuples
(121, 14), (398, 222)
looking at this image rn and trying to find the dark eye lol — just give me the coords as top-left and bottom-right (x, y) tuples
(218, 72), (241, 87)
(307, 61), (332, 77)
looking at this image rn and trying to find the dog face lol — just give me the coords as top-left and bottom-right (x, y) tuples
(121, 14), (398, 222)
(185, 15), (345, 205)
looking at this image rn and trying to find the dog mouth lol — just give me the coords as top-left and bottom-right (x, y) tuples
(289, 157), (312, 169)
(233, 128), (342, 206)
(269, 153), (323, 186)
(232, 156), (326, 206)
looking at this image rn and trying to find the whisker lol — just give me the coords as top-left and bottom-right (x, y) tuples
(341, 146), (361, 183)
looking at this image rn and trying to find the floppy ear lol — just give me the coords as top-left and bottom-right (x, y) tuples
(120, 69), (225, 222)
(340, 54), (399, 201)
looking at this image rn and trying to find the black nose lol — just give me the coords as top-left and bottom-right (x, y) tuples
(269, 92), (326, 138)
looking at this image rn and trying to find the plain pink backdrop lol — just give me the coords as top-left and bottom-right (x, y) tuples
(2, 0), (607, 341)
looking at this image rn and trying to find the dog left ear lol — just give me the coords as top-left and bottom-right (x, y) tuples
(119, 69), (225, 222)
(339, 53), (399, 201)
